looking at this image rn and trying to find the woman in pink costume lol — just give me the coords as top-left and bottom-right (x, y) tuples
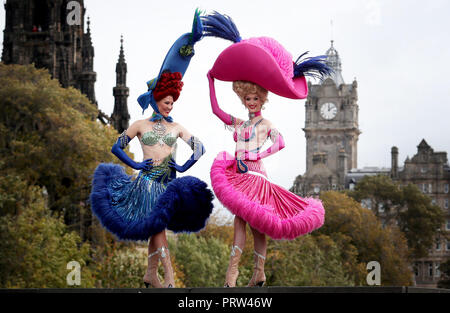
(202, 12), (331, 287)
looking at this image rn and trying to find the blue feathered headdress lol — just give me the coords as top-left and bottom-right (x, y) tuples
(137, 9), (204, 121)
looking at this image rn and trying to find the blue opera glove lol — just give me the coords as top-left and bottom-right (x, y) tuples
(168, 136), (205, 173)
(111, 131), (154, 171)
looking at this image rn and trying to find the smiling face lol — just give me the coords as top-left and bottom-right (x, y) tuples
(244, 93), (263, 113)
(156, 95), (174, 118)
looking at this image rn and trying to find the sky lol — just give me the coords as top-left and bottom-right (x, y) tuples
(1, 0), (450, 220)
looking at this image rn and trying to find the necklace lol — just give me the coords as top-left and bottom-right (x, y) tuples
(152, 120), (166, 136)
(238, 118), (264, 142)
(152, 120), (167, 147)
(248, 111), (262, 120)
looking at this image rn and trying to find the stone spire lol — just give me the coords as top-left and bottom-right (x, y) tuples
(80, 15), (97, 105)
(111, 35), (130, 133)
(323, 40), (345, 87)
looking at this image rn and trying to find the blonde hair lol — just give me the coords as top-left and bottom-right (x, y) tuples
(232, 81), (268, 104)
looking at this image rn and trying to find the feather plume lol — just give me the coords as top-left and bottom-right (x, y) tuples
(189, 8), (204, 45)
(200, 11), (241, 43)
(293, 52), (333, 80)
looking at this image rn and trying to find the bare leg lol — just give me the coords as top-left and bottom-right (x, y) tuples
(250, 227), (266, 258)
(248, 227), (267, 287)
(224, 216), (247, 287)
(233, 216), (247, 248)
(155, 230), (175, 288)
(143, 231), (165, 288)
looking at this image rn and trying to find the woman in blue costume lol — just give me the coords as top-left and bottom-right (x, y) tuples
(90, 11), (213, 288)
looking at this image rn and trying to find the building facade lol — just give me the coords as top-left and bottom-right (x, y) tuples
(1, 0), (129, 132)
(291, 41), (450, 287)
(395, 140), (450, 287)
(292, 40), (360, 196)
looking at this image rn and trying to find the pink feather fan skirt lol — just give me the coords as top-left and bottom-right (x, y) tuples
(210, 151), (325, 240)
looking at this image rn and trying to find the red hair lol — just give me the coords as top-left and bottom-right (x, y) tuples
(153, 72), (184, 102)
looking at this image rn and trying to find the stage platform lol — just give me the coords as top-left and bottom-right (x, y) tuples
(2, 286), (449, 293)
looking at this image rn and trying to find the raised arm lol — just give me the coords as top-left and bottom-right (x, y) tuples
(168, 124), (206, 173)
(111, 121), (153, 171)
(208, 71), (235, 125)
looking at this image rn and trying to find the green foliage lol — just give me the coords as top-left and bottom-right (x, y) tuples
(399, 184), (446, 259)
(171, 233), (230, 287)
(267, 235), (354, 286)
(0, 63), (124, 229)
(318, 191), (412, 286)
(348, 175), (445, 259)
(0, 175), (94, 288)
(90, 242), (148, 288)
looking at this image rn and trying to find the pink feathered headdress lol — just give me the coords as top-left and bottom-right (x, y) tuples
(201, 12), (332, 99)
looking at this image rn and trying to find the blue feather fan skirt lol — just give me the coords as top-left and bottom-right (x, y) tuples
(90, 161), (214, 241)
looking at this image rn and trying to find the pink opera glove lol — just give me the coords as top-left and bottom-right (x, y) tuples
(247, 130), (286, 160)
(244, 151), (261, 161)
(208, 71), (233, 125)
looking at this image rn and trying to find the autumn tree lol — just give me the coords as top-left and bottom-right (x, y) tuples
(170, 233), (230, 287)
(317, 191), (412, 286)
(267, 234), (354, 286)
(0, 174), (95, 288)
(348, 175), (445, 258)
(0, 63), (128, 240)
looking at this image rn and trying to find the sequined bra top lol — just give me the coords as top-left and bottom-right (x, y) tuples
(141, 131), (177, 147)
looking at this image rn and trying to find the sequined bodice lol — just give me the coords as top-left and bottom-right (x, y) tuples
(233, 118), (264, 143)
(141, 131), (177, 147)
(233, 118), (269, 153)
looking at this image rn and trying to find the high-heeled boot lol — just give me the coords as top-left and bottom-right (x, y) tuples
(224, 245), (243, 287)
(158, 247), (175, 288)
(247, 250), (266, 287)
(143, 249), (163, 288)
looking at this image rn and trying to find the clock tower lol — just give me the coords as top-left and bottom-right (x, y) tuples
(291, 41), (360, 196)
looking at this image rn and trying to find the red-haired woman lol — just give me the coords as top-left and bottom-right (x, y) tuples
(90, 71), (213, 288)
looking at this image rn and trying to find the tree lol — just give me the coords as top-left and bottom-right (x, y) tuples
(348, 175), (445, 259)
(0, 175), (95, 288)
(0, 63), (129, 239)
(267, 234), (354, 286)
(317, 191), (412, 286)
(170, 233), (230, 287)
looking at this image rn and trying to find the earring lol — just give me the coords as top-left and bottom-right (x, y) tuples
(262, 105), (266, 110)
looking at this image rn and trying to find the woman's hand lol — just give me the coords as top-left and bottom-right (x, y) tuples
(134, 158), (154, 171)
(168, 158), (187, 173)
(207, 70), (214, 81)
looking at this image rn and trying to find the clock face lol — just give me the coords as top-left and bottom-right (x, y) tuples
(320, 102), (337, 120)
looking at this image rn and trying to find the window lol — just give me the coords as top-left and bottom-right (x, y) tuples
(421, 167), (427, 173)
(436, 239), (441, 251)
(414, 263), (419, 277)
(435, 263), (440, 278)
(429, 183), (432, 193)
(378, 203), (385, 213)
(431, 198), (436, 205)
(446, 220), (450, 231)
(428, 263), (433, 277)
(445, 184), (449, 194)
(445, 199), (449, 209)
(421, 183), (427, 193)
(447, 240), (450, 251)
